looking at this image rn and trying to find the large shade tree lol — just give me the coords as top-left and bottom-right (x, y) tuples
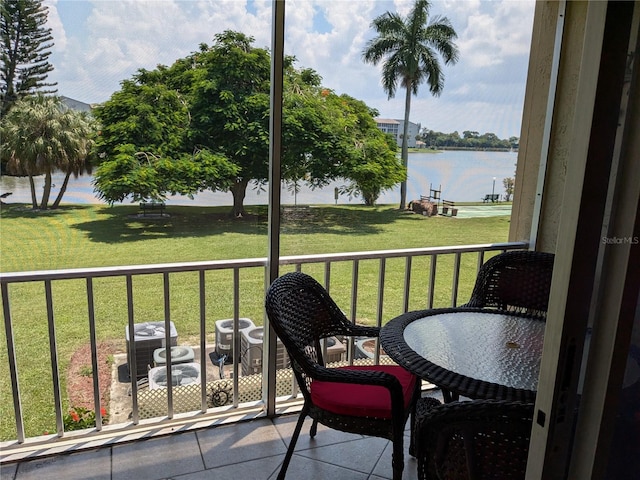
(94, 31), (403, 215)
(92, 74), (238, 203)
(185, 31), (272, 216)
(280, 74), (404, 206)
(363, 0), (459, 209)
(1, 94), (96, 209)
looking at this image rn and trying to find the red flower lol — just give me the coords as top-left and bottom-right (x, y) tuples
(70, 410), (80, 422)
(100, 408), (107, 416)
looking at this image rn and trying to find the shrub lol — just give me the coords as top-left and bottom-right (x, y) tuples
(63, 407), (108, 431)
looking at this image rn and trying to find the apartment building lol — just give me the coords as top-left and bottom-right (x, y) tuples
(375, 118), (421, 148)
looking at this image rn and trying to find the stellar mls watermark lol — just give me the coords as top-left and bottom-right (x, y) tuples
(602, 236), (639, 245)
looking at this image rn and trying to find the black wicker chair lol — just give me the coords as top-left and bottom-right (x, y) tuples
(415, 399), (535, 480)
(430, 250), (555, 403)
(462, 250), (555, 319)
(265, 272), (421, 480)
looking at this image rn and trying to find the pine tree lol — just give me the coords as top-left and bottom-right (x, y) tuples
(1, 0), (56, 116)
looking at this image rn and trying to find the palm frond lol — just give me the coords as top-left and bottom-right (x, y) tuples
(362, 0), (458, 100)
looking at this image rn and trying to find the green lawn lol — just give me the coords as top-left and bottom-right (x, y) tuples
(0, 203), (510, 268)
(0, 202), (511, 439)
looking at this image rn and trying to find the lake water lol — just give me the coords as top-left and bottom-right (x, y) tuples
(0, 150), (517, 206)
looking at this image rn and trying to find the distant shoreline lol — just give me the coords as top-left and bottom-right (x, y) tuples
(409, 147), (517, 153)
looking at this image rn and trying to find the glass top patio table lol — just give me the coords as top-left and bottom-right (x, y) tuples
(380, 308), (545, 402)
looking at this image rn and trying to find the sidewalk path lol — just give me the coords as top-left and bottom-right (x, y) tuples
(449, 204), (512, 218)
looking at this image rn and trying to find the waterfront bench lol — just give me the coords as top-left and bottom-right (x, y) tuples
(441, 199), (458, 216)
(140, 200), (166, 216)
(482, 194), (500, 203)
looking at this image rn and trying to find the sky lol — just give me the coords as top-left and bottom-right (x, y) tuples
(43, 0), (535, 140)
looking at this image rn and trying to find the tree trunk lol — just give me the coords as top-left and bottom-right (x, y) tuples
(40, 171), (52, 210)
(400, 83), (413, 210)
(52, 169), (72, 209)
(230, 178), (249, 217)
(364, 192), (377, 206)
(28, 175), (39, 209)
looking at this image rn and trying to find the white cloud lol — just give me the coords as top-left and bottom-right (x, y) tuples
(44, 0), (67, 50)
(457, 0), (534, 68)
(43, 0), (534, 138)
(285, 0), (379, 92)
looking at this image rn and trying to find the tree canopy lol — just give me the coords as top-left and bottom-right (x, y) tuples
(362, 0), (458, 210)
(93, 30), (403, 215)
(0, 0), (56, 116)
(420, 128), (519, 150)
(92, 75), (237, 204)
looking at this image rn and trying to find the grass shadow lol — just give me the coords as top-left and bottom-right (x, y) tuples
(2, 202), (412, 245)
(279, 205), (405, 236)
(70, 205), (268, 244)
(65, 204), (405, 244)
(0, 203), (95, 218)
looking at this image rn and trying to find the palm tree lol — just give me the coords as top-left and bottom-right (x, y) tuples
(363, 0), (459, 209)
(51, 109), (96, 208)
(1, 94), (96, 209)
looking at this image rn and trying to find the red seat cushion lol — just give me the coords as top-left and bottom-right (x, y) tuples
(310, 365), (417, 419)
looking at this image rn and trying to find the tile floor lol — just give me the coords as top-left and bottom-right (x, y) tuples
(0, 392), (444, 480)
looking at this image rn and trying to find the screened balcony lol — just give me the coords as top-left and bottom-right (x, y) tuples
(1, 242), (526, 466)
(1, 1), (638, 479)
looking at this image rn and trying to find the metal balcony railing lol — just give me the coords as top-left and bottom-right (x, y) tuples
(0, 241), (526, 461)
